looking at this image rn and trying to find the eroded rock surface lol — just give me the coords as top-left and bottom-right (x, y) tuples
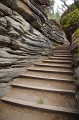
(0, 0), (65, 96)
(60, 1), (79, 105)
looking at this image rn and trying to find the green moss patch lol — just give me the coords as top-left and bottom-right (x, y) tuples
(61, 9), (79, 29)
(73, 28), (79, 38)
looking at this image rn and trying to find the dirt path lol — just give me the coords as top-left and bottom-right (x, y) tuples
(0, 44), (79, 120)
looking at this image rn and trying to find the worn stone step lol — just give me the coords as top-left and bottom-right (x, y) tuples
(24, 70), (73, 80)
(34, 63), (71, 68)
(27, 67), (73, 74)
(49, 56), (72, 60)
(53, 52), (71, 54)
(12, 77), (75, 91)
(53, 53), (71, 56)
(20, 74), (74, 82)
(53, 54), (72, 57)
(2, 87), (77, 109)
(42, 59), (71, 66)
(53, 50), (71, 53)
(53, 51), (71, 54)
(11, 83), (75, 95)
(2, 97), (79, 115)
(53, 44), (70, 50)
(28, 65), (72, 72)
(42, 60), (72, 64)
(0, 101), (77, 120)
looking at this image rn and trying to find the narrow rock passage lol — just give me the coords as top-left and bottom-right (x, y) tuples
(0, 44), (79, 120)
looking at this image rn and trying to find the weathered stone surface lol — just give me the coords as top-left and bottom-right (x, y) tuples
(10, 39), (19, 50)
(12, 0), (34, 21)
(0, 11), (4, 17)
(71, 31), (79, 82)
(60, 2), (79, 104)
(0, 17), (7, 28)
(11, 11), (31, 31)
(0, 0), (65, 84)
(5, 15), (31, 37)
(76, 92), (79, 107)
(0, 58), (17, 67)
(6, 16), (23, 37)
(0, 35), (11, 46)
(50, 20), (64, 44)
(75, 67), (79, 79)
(0, 83), (10, 97)
(0, 68), (27, 83)
(0, 26), (7, 35)
(0, 35), (19, 49)
(0, 0), (13, 7)
(0, 16), (7, 35)
(0, 2), (12, 15)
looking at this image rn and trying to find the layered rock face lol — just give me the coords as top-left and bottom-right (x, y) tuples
(60, 2), (79, 105)
(61, 3), (79, 79)
(0, 0), (64, 84)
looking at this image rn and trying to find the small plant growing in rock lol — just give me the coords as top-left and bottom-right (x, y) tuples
(38, 99), (44, 104)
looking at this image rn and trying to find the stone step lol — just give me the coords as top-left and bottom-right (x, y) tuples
(53, 53), (71, 55)
(52, 50), (71, 53)
(12, 77), (75, 91)
(2, 87), (77, 109)
(53, 52), (71, 54)
(34, 63), (71, 68)
(24, 70), (73, 80)
(2, 96), (79, 115)
(53, 51), (71, 53)
(11, 83), (75, 95)
(49, 56), (72, 60)
(28, 65), (72, 72)
(20, 74), (74, 82)
(0, 101), (77, 120)
(53, 48), (71, 51)
(53, 45), (70, 50)
(1, 44), (78, 120)
(27, 67), (73, 74)
(53, 54), (72, 57)
(42, 60), (72, 64)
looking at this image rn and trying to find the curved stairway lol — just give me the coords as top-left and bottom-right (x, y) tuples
(0, 44), (79, 120)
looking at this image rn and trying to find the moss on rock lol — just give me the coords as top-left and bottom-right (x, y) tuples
(73, 28), (79, 38)
(61, 9), (79, 29)
(61, 3), (79, 41)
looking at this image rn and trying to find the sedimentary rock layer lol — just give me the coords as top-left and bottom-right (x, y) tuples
(0, 0), (64, 83)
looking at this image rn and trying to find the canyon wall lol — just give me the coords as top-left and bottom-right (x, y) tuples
(0, 0), (65, 95)
(60, 2), (79, 105)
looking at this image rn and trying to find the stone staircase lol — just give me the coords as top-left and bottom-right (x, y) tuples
(0, 44), (79, 120)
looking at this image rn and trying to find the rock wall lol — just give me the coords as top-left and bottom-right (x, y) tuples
(0, 0), (65, 84)
(60, 2), (79, 106)
(71, 29), (79, 87)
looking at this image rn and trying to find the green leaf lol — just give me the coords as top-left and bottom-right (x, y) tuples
(38, 99), (44, 104)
